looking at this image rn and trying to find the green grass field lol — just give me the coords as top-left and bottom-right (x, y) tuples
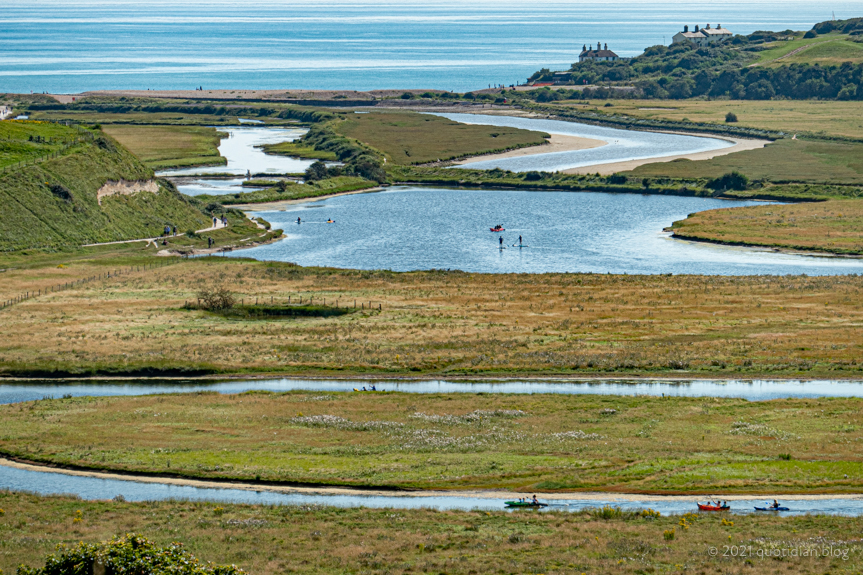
(101, 125), (227, 169)
(671, 198), (863, 254)
(4, 392), (863, 494)
(196, 176), (376, 205)
(0, 120), (85, 169)
(258, 140), (338, 160)
(333, 111), (549, 164)
(556, 99), (863, 140)
(7, 492), (860, 575)
(625, 138), (863, 184)
(752, 32), (863, 66)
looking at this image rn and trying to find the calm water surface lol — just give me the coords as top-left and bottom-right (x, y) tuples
(3, 1), (860, 92)
(2, 379), (863, 405)
(230, 186), (863, 275)
(0, 464), (859, 515)
(160, 127), (310, 177)
(439, 112), (732, 172)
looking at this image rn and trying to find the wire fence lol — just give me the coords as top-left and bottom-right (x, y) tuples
(0, 121), (95, 175)
(0, 257), (181, 311)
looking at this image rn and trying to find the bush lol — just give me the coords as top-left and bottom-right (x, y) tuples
(803, 30), (818, 38)
(17, 533), (245, 575)
(523, 171), (543, 181)
(725, 112), (738, 123)
(304, 160), (329, 182)
(196, 284), (236, 311)
(838, 84), (858, 100)
(400, 92), (414, 100)
(708, 171), (749, 191)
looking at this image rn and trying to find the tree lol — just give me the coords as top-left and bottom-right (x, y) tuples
(725, 112), (738, 123)
(304, 160), (329, 182)
(707, 171), (749, 191)
(838, 84), (858, 100)
(196, 284), (236, 310)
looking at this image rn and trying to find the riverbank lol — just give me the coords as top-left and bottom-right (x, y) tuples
(7, 491), (861, 575)
(453, 133), (606, 167)
(4, 392), (863, 494)
(562, 135), (768, 176)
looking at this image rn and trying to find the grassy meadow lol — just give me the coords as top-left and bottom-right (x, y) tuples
(5, 492), (861, 575)
(4, 392), (863, 493)
(671, 199), (863, 255)
(752, 32), (863, 66)
(625, 138), (863, 184)
(101, 125), (227, 169)
(0, 258), (862, 378)
(259, 140), (338, 160)
(333, 111), (549, 164)
(198, 176), (376, 205)
(560, 99), (863, 140)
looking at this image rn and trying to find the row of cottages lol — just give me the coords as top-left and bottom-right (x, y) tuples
(672, 24), (732, 46)
(579, 43), (619, 62)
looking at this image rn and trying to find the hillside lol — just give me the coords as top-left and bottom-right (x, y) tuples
(0, 121), (211, 251)
(525, 17), (863, 101)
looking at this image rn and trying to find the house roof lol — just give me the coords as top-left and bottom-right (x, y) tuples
(702, 27), (732, 35)
(580, 49), (618, 58)
(676, 31), (706, 38)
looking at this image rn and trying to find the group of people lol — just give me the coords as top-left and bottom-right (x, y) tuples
(706, 500), (728, 508)
(163, 225), (177, 237)
(518, 495), (539, 505)
(213, 215), (227, 228)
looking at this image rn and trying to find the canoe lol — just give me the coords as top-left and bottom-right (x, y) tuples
(754, 506), (789, 511)
(505, 501), (547, 508)
(490, 227), (505, 232)
(697, 504), (730, 511)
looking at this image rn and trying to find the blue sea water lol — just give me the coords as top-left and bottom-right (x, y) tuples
(1, 0), (859, 94)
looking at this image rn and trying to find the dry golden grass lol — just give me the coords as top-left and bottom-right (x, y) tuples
(0, 257), (862, 377)
(101, 125), (225, 169)
(4, 392), (863, 493)
(6, 492), (861, 575)
(672, 199), (863, 255)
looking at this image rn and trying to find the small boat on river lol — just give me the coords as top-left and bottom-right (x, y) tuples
(505, 500), (547, 508)
(697, 503), (730, 511)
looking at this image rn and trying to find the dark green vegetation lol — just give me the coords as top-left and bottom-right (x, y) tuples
(526, 17), (863, 101)
(333, 111), (549, 164)
(194, 176), (376, 205)
(0, 121), (214, 251)
(258, 140), (338, 160)
(201, 303), (356, 320)
(6, 392), (863, 493)
(18, 534), (245, 575)
(6, 492), (860, 575)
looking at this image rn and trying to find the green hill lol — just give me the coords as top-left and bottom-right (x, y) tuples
(0, 121), (211, 252)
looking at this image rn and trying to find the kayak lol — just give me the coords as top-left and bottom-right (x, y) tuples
(755, 506), (790, 511)
(490, 227), (505, 232)
(505, 501), (547, 508)
(697, 504), (730, 511)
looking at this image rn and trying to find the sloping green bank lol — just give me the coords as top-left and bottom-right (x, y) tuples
(0, 126), (211, 251)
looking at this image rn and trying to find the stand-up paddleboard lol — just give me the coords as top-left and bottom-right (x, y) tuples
(512, 244), (529, 248)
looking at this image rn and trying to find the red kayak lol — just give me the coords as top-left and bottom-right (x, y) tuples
(490, 227), (505, 232)
(697, 503), (730, 511)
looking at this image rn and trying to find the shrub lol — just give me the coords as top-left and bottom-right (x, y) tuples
(725, 112), (738, 123)
(707, 171), (749, 191)
(803, 30), (818, 38)
(400, 92), (414, 100)
(838, 84), (858, 100)
(17, 533), (245, 575)
(663, 528), (676, 541)
(49, 183), (73, 202)
(304, 160), (329, 182)
(523, 171), (543, 181)
(196, 284), (236, 311)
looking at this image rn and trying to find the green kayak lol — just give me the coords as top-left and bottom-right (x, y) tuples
(505, 501), (548, 508)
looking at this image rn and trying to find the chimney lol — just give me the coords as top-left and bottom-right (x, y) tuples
(694, 25), (699, 32)
(604, 43), (608, 50)
(684, 25), (689, 32)
(717, 24), (721, 29)
(706, 23), (711, 29)
(589, 44), (593, 50)
(583, 44), (587, 51)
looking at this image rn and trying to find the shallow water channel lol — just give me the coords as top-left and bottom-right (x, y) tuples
(436, 112), (734, 173)
(3, 378), (862, 514)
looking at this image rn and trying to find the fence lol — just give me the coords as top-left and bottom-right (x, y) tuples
(0, 121), (96, 175)
(0, 257), (180, 311)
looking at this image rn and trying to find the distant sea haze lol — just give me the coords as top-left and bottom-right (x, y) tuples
(1, 0), (859, 93)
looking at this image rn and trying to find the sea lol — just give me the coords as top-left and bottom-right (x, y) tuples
(1, 0), (860, 94)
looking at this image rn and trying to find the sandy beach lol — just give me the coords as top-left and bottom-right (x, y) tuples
(454, 133), (606, 166)
(562, 136), (769, 175)
(3, 457), (861, 500)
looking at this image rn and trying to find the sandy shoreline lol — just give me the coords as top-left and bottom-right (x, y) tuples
(454, 134), (606, 166)
(562, 136), (769, 175)
(3, 458), (861, 501)
(230, 186), (383, 211)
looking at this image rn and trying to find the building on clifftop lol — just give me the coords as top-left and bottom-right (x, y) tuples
(672, 24), (732, 46)
(579, 43), (619, 62)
